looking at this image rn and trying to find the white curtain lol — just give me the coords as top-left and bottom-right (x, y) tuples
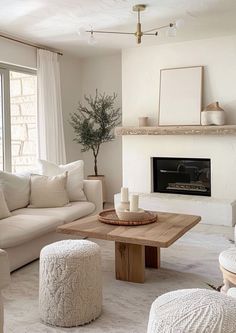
(37, 49), (66, 164)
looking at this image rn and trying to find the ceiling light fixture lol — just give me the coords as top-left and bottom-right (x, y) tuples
(88, 30), (97, 45)
(86, 4), (183, 45)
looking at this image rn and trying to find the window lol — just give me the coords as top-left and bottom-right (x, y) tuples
(0, 64), (37, 172)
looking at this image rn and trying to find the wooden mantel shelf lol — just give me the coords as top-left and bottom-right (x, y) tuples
(115, 125), (236, 136)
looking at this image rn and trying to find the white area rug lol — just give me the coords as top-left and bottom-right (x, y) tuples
(3, 226), (233, 333)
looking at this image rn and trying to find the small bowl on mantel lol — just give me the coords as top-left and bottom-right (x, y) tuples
(116, 208), (146, 221)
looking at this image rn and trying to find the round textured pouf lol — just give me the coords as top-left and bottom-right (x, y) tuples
(219, 247), (236, 293)
(219, 247), (236, 274)
(227, 288), (236, 299)
(147, 289), (236, 333)
(39, 240), (102, 327)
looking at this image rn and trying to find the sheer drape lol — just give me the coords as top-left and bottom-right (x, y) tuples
(37, 49), (66, 164)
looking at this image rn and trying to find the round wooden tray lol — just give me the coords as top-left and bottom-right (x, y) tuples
(98, 209), (157, 226)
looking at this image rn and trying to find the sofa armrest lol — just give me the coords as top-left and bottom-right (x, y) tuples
(0, 250), (10, 290)
(83, 180), (103, 214)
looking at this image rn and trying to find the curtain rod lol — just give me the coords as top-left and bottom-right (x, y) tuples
(0, 33), (63, 56)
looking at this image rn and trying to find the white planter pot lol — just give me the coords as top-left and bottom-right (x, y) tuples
(201, 110), (226, 126)
(87, 175), (106, 203)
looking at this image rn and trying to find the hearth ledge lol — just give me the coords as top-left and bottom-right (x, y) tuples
(114, 193), (236, 227)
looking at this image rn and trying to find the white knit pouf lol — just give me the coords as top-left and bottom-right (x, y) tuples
(227, 287), (236, 299)
(219, 247), (236, 273)
(219, 248), (236, 293)
(39, 240), (102, 327)
(147, 289), (236, 333)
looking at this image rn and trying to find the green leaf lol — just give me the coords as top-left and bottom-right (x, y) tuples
(69, 90), (121, 175)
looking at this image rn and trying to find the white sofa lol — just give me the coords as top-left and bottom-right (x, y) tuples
(0, 250), (10, 333)
(0, 179), (102, 272)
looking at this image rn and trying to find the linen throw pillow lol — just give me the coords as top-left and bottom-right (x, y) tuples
(0, 171), (30, 211)
(38, 160), (87, 201)
(0, 190), (11, 219)
(30, 173), (69, 208)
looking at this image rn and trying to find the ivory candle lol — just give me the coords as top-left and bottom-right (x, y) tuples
(130, 194), (139, 212)
(121, 187), (129, 202)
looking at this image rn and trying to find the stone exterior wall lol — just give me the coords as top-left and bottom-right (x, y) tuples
(10, 71), (37, 172)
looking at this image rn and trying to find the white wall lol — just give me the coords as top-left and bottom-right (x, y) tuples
(122, 35), (236, 200)
(80, 54), (122, 202)
(0, 38), (36, 69)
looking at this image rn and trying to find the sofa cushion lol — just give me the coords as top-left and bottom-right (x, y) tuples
(0, 190), (11, 219)
(38, 159), (87, 202)
(12, 201), (95, 224)
(0, 215), (63, 248)
(30, 173), (69, 208)
(0, 171), (30, 211)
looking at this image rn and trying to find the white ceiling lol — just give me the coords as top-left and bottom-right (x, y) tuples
(0, 0), (236, 58)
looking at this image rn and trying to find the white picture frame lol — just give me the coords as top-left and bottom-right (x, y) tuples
(158, 66), (203, 126)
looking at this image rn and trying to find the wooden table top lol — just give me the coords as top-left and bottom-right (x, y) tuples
(57, 211), (201, 248)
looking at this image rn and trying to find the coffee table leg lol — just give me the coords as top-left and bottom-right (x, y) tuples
(115, 242), (145, 283)
(145, 246), (160, 269)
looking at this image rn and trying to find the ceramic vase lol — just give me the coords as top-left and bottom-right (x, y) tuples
(201, 111), (225, 126)
(138, 117), (148, 127)
(201, 101), (226, 126)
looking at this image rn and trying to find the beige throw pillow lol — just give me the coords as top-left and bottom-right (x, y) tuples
(0, 190), (11, 219)
(30, 173), (69, 208)
(0, 171), (30, 211)
(38, 159), (87, 201)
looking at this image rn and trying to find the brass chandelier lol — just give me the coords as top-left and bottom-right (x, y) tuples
(86, 4), (181, 45)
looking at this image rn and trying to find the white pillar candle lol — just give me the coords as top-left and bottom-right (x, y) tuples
(121, 187), (129, 202)
(130, 194), (139, 212)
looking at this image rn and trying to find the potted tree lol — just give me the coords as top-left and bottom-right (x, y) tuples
(70, 90), (121, 203)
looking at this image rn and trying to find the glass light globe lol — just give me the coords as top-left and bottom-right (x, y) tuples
(88, 33), (97, 45)
(77, 28), (86, 37)
(166, 25), (177, 37)
(175, 19), (185, 29)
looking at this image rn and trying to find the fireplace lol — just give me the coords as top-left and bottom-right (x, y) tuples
(152, 157), (211, 196)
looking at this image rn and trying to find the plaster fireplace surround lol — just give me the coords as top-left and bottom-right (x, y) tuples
(114, 134), (236, 226)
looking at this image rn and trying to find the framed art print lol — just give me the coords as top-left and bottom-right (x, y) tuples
(158, 66), (203, 126)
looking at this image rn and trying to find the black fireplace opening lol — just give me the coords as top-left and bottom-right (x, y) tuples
(152, 157), (211, 196)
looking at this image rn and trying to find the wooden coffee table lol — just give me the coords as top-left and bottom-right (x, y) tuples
(57, 211), (201, 283)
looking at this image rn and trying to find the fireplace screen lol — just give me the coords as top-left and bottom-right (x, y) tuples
(152, 157), (211, 196)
